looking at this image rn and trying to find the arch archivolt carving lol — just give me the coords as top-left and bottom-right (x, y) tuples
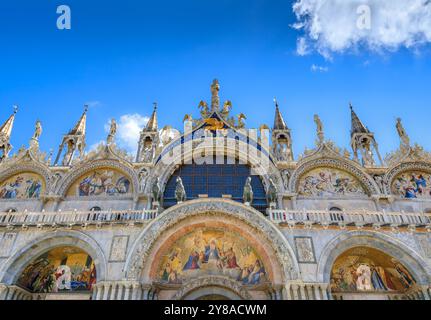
(0, 230), (107, 285)
(124, 199), (299, 283)
(384, 161), (431, 196)
(316, 230), (431, 285)
(172, 276), (253, 300)
(0, 162), (52, 197)
(56, 159), (139, 198)
(289, 157), (380, 196)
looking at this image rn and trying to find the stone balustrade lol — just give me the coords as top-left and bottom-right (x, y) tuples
(1, 206), (430, 231)
(92, 281), (157, 300)
(332, 285), (430, 300)
(268, 208), (431, 230)
(0, 209), (158, 228)
(0, 284), (33, 300)
(285, 281), (330, 300)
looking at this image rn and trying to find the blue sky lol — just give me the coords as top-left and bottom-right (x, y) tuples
(1, 0), (430, 159)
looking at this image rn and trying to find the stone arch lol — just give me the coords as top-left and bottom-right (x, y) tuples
(172, 276), (253, 300)
(0, 230), (107, 286)
(124, 199), (299, 284)
(56, 159), (139, 198)
(148, 138), (284, 196)
(384, 161), (431, 196)
(0, 162), (52, 197)
(289, 157), (380, 196)
(316, 230), (431, 285)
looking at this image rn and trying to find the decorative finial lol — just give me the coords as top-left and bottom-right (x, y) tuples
(153, 102), (158, 110)
(349, 102), (353, 110)
(13, 105), (18, 114)
(84, 104), (89, 112)
(274, 97), (279, 108)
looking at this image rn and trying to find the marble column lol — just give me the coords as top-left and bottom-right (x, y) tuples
(0, 284), (9, 300)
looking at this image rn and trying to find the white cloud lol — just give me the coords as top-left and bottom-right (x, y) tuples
(311, 64), (329, 72)
(293, 0), (431, 58)
(104, 114), (150, 154)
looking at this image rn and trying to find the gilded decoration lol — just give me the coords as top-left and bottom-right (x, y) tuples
(157, 228), (267, 285)
(67, 168), (131, 197)
(331, 247), (416, 293)
(17, 246), (96, 293)
(0, 172), (44, 199)
(298, 168), (366, 197)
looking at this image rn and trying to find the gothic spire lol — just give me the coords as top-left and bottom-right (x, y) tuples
(273, 98), (288, 131)
(145, 103), (158, 132)
(69, 105), (88, 136)
(0, 105), (18, 140)
(350, 103), (369, 135)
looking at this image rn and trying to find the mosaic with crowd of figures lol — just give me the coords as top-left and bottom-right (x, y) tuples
(391, 171), (431, 199)
(67, 169), (131, 197)
(298, 168), (366, 197)
(158, 229), (267, 285)
(0, 173), (44, 199)
(330, 247), (416, 293)
(17, 247), (97, 293)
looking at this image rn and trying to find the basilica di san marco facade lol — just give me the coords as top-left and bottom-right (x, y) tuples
(0, 80), (430, 301)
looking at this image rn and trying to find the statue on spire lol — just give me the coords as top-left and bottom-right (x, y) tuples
(29, 120), (43, 151)
(210, 79), (220, 112)
(396, 118), (410, 149)
(314, 114), (324, 145)
(107, 118), (117, 145)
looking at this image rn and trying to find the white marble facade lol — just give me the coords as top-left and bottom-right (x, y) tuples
(0, 81), (431, 300)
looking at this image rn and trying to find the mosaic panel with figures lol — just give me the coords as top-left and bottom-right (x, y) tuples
(67, 169), (131, 197)
(17, 247), (96, 293)
(157, 229), (267, 286)
(298, 168), (366, 197)
(331, 247), (416, 293)
(0, 173), (44, 199)
(391, 171), (431, 199)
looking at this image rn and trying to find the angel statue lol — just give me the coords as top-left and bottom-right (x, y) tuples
(198, 101), (209, 119)
(243, 177), (254, 205)
(107, 119), (117, 145)
(175, 177), (187, 203)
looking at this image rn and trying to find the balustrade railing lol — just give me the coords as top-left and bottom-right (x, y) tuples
(268, 208), (431, 229)
(1, 206), (430, 230)
(0, 209), (158, 227)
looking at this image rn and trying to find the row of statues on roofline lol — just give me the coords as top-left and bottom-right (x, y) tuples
(149, 175), (278, 211)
